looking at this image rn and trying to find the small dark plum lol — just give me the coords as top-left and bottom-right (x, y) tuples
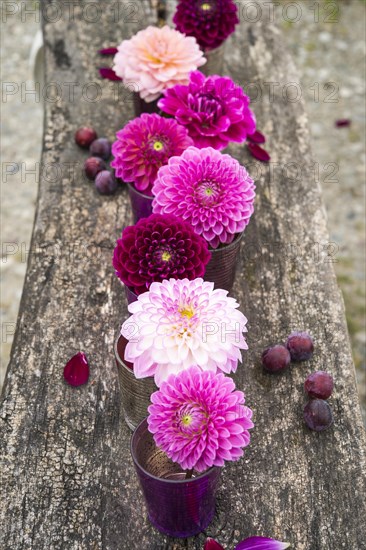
(303, 399), (333, 431)
(95, 170), (117, 195)
(261, 345), (291, 373)
(84, 157), (106, 180)
(305, 371), (334, 400)
(90, 138), (111, 160)
(286, 331), (314, 361)
(75, 127), (97, 148)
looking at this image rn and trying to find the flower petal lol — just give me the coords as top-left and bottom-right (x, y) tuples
(99, 67), (122, 81)
(235, 536), (291, 550)
(63, 352), (90, 387)
(335, 118), (351, 127)
(98, 47), (118, 55)
(247, 143), (270, 162)
(247, 130), (266, 144)
(204, 538), (225, 550)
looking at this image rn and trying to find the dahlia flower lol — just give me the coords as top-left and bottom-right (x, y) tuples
(152, 146), (255, 249)
(148, 366), (254, 472)
(121, 278), (248, 386)
(158, 71), (256, 150)
(173, 0), (239, 51)
(113, 26), (206, 103)
(111, 114), (193, 194)
(112, 214), (211, 295)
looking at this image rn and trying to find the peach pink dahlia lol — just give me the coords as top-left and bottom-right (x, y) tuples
(113, 25), (206, 102)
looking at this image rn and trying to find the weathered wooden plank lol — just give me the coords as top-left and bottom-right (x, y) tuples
(1, 1), (366, 549)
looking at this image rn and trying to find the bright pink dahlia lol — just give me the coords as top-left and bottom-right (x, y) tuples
(158, 71), (256, 150)
(121, 278), (248, 386)
(148, 367), (254, 472)
(113, 25), (206, 102)
(112, 214), (211, 295)
(111, 114), (193, 195)
(173, 0), (239, 51)
(152, 146), (255, 249)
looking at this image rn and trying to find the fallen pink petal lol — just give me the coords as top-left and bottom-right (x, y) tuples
(98, 47), (118, 55)
(248, 130), (266, 144)
(204, 539), (225, 550)
(247, 142), (271, 162)
(99, 67), (122, 81)
(335, 118), (351, 127)
(63, 352), (90, 387)
(235, 536), (291, 550)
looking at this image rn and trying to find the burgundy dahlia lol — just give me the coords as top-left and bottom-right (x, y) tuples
(173, 0), (239, 51)
(158, 71), (256, 150)
(111, 114), (193, 195)
(113, 214), (211, 295)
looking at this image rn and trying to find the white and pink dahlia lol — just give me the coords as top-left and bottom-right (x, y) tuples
(152, 146), (255, 249)
(121, 278), (248, 386)
(113, 26), (206, 102)
(148, 366), (254, 472)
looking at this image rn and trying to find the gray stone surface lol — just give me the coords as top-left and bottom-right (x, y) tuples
(1, 1), (365, 549)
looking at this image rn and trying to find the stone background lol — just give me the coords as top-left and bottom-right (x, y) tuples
(1, 0), (365, 421)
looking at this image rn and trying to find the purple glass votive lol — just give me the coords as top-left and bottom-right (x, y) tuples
(127, 183), (153, 223)
(131, 418), (221, 538)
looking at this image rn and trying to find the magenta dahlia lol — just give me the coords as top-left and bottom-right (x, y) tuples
(113, 214), (211, 295)
(173, 0), (239, 51)
(111, 114), (194, 195)
(152, 146), (255, 249)
(148, 367), (254, 472)
(158, 71), (256, 150)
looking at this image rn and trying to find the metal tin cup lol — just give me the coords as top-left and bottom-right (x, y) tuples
(127, 183), (154, 223)
(204, 232), (242, 291)
(131, 418), (221, 538)
(114, 335), (157, 431)
(201, 42), (226, 76)
(133, 93), (161, 116)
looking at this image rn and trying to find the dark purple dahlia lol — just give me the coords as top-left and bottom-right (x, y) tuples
(173, 0), (239, 51)
(158, 71), (256, 150)
(112, 214), (211, 295)
(111, 114), (193, 195)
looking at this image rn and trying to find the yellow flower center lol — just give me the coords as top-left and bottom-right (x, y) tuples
(201, 2), (212, 10)
(179, 306), (194, 319)
(181, 414), (193, 426)
(204, 187), (213, 196)
(153, 140), (164, 151)
(161, 251), (171, 261)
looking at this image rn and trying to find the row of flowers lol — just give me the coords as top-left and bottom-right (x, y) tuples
(104, 0), (285, 544)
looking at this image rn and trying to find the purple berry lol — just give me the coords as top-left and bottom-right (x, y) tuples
(304, 371), (334, 400)
(75, 127), (97, 148)
(286, 331), (314, 361)
(95, 170), (117, 195)
(261, 345), (291, 373)
(84, 157), (106, 181)
(89, 138), (111, 160)
(303, 399), (333, 431)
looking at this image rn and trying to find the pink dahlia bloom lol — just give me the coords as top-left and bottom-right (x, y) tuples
(112, 214), (211, 295)
(113, 26), (206, 103)
(111, 114), (193, 194)
(158, 71), (256, 150)
(121, 278), (248, 386)
(152, 146), (255, 249)
(173, 0), (239, 51)
(148, 366), (254, 472)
